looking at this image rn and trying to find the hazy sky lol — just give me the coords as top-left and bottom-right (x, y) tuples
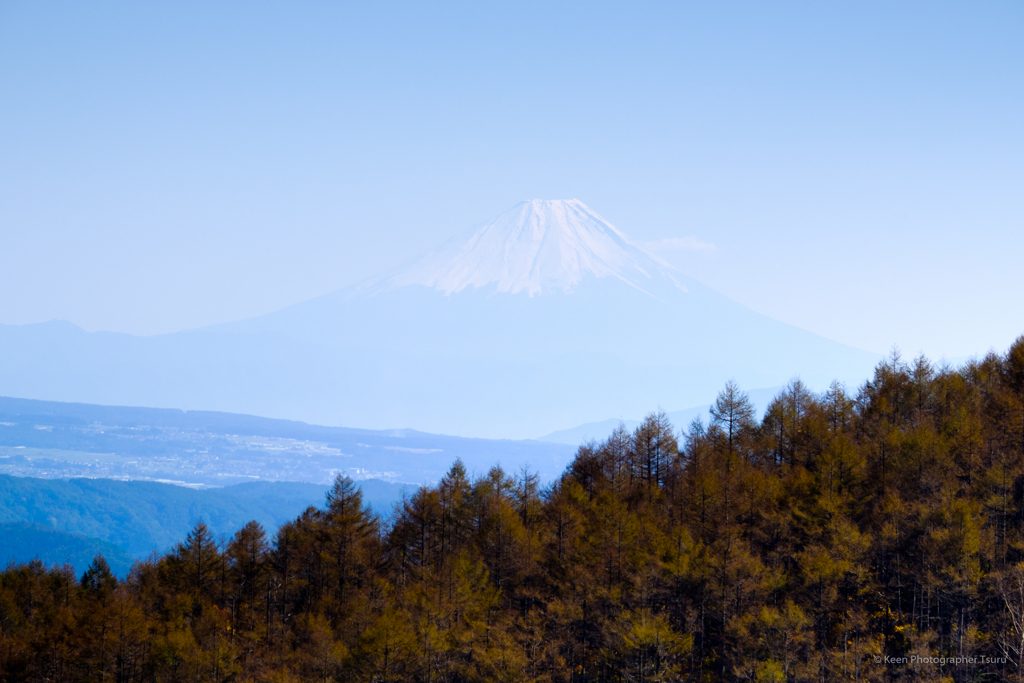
(2, 1), (1021, 360)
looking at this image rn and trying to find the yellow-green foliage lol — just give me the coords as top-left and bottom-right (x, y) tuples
(4, 338), (1024, 681)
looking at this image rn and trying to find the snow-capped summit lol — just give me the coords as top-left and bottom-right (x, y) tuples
(0, 197), (881, 440)
(382, 199), (683, 297)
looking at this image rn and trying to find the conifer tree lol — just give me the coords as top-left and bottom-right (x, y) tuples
(710, 380), (756, 457)
(6, 336), (1024, 681)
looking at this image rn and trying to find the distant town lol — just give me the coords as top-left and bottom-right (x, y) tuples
(0, 397), (574, 487)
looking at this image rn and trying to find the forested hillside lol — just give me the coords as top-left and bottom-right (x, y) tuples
(0, 476), (405, 561)
(0, 523), (135, 577)
(2, 339), (1024, 682)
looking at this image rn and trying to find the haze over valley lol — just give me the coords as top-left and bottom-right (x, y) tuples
(1, 4), (1021, 679)
(0, 200), (879, 440)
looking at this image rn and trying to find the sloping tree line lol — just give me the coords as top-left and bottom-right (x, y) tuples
(3, 338), (1024, 682)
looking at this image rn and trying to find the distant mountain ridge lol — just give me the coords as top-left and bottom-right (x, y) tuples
(0, 200), (880, 438)
(0, 522), (136, 577)
(0, 474), (407, 575)
(0, 395), (576, 484)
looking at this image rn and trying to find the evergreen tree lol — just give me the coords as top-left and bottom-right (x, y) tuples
(5, 337), (1024, 681)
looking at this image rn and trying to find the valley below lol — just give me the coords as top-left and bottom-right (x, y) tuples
(0, 396), (576, 486)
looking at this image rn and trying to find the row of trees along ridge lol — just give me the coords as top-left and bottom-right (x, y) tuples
(3, 338), (1024, 682)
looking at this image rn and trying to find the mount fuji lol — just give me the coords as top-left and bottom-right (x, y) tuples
(381, 199), (684, 296)
(0, 200), (878, 438)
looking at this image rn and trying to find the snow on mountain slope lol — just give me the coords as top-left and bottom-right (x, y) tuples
(167, 199), (878, 437)
(0, 200), (883, 439)
(377, 199), (685, 297)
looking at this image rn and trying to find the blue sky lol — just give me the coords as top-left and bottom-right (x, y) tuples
(1, 1), (1021, 359)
